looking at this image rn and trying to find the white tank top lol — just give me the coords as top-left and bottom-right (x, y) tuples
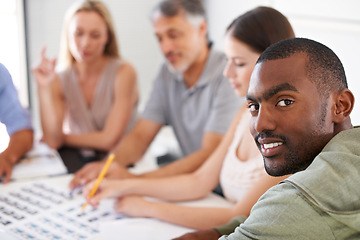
(219, 113), (266, 203)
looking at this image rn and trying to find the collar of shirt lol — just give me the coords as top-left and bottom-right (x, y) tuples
(175, 44), (216, 95)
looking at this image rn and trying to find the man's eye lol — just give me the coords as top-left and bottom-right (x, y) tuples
(248, 103), (259, 112)
(169, 33), (179, 39)
(277, 99), (293, 107)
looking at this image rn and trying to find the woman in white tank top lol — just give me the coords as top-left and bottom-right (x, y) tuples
(83, 6), (294, 230)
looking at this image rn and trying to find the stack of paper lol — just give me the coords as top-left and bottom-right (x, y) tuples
(11, 142), (67, 180)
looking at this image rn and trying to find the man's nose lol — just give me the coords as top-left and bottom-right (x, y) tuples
(160, 38), (174, 55)
(254, 106), (276, 133)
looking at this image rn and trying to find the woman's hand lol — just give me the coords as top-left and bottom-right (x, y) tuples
(32, 46), (57, 89)
(83, 178), (127, 208)
(115, 195), (151, 217)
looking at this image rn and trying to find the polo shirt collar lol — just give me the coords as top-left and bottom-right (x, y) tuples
(175, 43), (216, 90)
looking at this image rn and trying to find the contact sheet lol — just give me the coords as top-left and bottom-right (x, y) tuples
(0, 177), (125, 240)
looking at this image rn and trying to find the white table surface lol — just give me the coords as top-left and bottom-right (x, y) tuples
(1, 150), (233, 240)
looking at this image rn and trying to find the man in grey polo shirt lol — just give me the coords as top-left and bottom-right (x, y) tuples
(70, 0), (241, 187)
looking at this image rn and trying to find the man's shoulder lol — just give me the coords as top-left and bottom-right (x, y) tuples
(206, 47), (227, 69)
(0, 63), (11, 88)
(232, 128), (360, 239)
(208, 47), (226, 60)
(248, 181), (307, 216)
(323, 126), (360, 153)
(293, 127), (360, 180)
(200, 48), (228, 85)
(236, 182), (332, 238)
(286, 127), (360, 214)
(154, 63), (177, 82)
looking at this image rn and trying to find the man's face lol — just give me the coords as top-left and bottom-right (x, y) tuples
(153, 12), (205, 73)
(247, 54), (335, 176)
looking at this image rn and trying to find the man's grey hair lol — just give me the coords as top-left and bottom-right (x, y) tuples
(151, 0), (206, 27)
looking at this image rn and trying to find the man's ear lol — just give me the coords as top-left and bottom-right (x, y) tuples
(333, 89), (355, 123)
(198, 19), (207, 37)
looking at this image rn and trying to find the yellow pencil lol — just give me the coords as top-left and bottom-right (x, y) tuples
(82, 153), (115, 211)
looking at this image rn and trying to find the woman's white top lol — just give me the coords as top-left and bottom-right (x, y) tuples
(219, 112), (266, 203)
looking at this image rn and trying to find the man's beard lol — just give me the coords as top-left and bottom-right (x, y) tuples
(257, 100), (330, 176)
(166, 60), (189, 74)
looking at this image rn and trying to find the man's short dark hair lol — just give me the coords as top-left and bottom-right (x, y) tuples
(258, 38), (348, 98)
(153, 0), (205, 18)
(151, 0), (206, 28)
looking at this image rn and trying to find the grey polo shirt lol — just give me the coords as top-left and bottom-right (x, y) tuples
(142, 47), (243, 156)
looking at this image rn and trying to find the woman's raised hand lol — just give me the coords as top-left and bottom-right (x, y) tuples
(32, 46), (57, 88)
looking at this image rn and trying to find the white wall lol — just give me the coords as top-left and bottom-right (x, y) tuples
(205, 0), (360, 125)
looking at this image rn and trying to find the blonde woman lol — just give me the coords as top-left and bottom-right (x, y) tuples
(33, 0), (138, 170)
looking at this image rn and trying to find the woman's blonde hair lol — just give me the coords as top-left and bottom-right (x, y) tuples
(57, 0), (120, 71)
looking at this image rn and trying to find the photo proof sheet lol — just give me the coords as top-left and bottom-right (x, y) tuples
(0, 175), (124, 240)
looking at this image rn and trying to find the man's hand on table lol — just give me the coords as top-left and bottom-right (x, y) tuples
(0, 154), (15, 184)
(172, 229), (221, 240)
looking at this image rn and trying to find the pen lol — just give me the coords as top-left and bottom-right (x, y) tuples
(82, 153), (115, 211)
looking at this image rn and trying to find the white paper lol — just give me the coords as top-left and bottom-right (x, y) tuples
(11, 142), (67, 180)
(99, 194), (234, 240)
(0, 175), (125, 240)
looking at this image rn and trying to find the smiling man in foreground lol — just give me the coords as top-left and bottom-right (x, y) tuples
(174, 38), (360, 239)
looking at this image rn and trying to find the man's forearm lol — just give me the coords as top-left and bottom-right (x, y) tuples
(3, 129), (33, 164)
(112, 133), (150, 167)
(141, 132), (224, 178)
(141, 148), (212, 178)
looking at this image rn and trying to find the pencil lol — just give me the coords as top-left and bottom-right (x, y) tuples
(82, 153), (115, 211)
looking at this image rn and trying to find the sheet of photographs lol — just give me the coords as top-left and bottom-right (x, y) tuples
(0, 181), (126, 240)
